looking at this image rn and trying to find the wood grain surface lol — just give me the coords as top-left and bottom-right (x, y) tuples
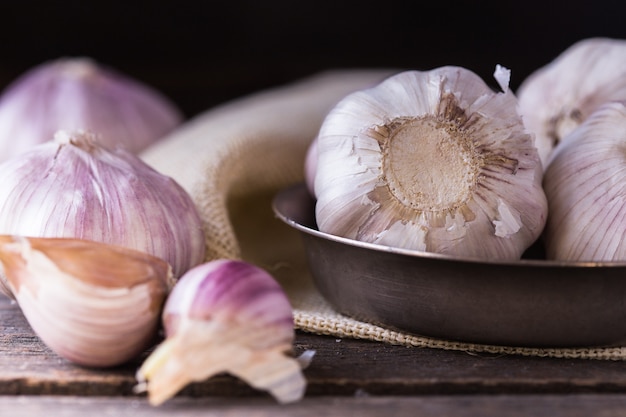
(4, 292), (626, 417)
(3, 395), (626, 417)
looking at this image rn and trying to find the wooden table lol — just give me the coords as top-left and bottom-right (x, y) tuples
(3, 294), (626, 416)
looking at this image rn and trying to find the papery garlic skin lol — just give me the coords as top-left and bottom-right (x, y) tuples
(0, 130), (205, 290)
(543, 101), (626, 261)
(304, 136), (318, 196)
(0, 57), (182, 160)
(314, 67), (547, 261)
(0, 235), (173, 367)
(136, 259), (309, 406)
(517, 38), (626, 167)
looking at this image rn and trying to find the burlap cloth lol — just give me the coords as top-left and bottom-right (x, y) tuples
(140, 70), (626, 361)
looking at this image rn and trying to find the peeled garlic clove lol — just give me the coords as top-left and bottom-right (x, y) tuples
(517, 37), (626, 167)
(0, 129), (205, 292)
(0, 57), (182, 160)
(543, 101), (626, 262)
(314, 66), (547, 260)
(136, 259), (310, 406)
(0, 235), (173, 367)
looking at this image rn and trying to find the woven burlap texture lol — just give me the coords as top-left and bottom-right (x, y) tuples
(140, 70), (626, 361)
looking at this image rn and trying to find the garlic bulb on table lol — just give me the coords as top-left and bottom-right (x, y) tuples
(0, 57), (182, 161)
(136, 259), (311, 406)
(313, 66), (547, 260)
(517, 37), (626, 167)
(0, 129), (205, 297)
(0, 235), (173, 367)
(543, 101), (626, 262)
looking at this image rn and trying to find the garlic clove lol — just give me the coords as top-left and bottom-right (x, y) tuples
(135, 259), (310, 406)
(314, 66), (547, 261)
(517, 37), (626, 167)
(0, 129), (205, 295)
(0, 235), (173, 367)
(0, 57), (183, 161)
(543, 101), (626, 262)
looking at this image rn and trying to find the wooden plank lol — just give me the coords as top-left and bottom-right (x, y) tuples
(4, 294), (626, 399)
(3, 395), (626, 417)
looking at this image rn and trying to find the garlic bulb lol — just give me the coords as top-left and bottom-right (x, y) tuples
(0, 235), (173, 367)
(543, 101), (626, 261)
(313, 66), (547, 260)
(0, 57), (182, 161)
(517, 37), (626, 167)
(304, 136), (318, 195)
(136, 259), (310, 406)
(0, 129), (205, 295)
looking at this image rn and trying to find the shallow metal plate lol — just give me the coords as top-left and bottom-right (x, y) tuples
(273, 183), (626, 348)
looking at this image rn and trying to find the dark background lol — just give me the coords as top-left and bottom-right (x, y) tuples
(1, 1), (625, 118)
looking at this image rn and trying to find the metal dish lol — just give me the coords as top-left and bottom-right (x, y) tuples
(273, 183), (626, 348)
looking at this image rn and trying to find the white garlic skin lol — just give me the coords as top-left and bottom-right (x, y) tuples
(0, 57), (182, 161)
(517, 37), (626, 167)
(0, 130), (205, 280)
(304, 136), (318, 196)
(314, 67), (547, 261)
(543, 101), (626, 262)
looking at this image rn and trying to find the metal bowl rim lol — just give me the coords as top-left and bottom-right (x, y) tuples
(273, 183), (626, 270)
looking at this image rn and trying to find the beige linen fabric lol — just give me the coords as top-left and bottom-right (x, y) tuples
(140, 70), (626, 361)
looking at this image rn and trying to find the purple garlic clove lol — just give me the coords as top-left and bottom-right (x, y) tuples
(135, 259), (312, 406)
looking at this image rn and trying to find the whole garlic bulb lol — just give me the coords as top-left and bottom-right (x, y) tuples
(304, 136), (318, 196)
(0, 130), (205, 288)
(543, 101), (626, 262)
(314, 66), (548, 260)
(517, 37), (626, 167)
(0, 57), (182, 161)
(0, 235), (173, 367)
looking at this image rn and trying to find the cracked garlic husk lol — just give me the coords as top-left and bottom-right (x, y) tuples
(313, 66), (548, 260)
(135, 259), (311, 406)
(0, 129), (205, 297)
(0, 235), (173, 367)
(517, 37), (626, 167)
(543, 101), (626, 261)
(0, 57), (182, 161)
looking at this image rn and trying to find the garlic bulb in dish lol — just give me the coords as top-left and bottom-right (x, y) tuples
(543, 101), (626, 261)
(517, 37), (626, 167)
(313, 66), (547, 261)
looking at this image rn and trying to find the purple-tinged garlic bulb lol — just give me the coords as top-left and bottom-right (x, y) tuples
(0, 235), (173, 367)
(0, 57), (182, 161)
(0, 130), (205, 297)
(314, 66), (547, 261)
(517, 37), (626, 167)
(135, 259), (310, 406)
(543, 101), (626, 261)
